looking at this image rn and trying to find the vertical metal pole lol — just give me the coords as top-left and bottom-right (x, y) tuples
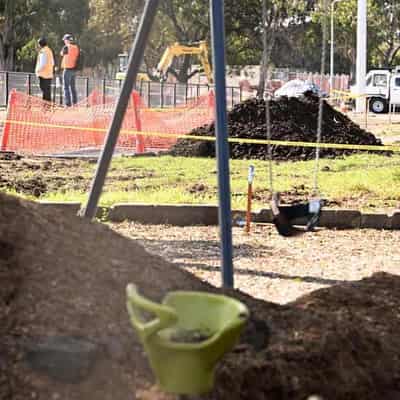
(245, 165), (255, 234)
(27, 74), (32, 95)
(81, 0), (160, 219)
(160, 81), (164, 108)
(102, 79), (106, 104)
(59, 76), (63, 105)
(147, 80), (151, 107)
(210, 0), (234, 288)
(52, 78), (56, 103)
(173, 83), (177, 107)
(5, 72), (9, 106)
(355, 0), (367, 112)
(330, 0), (344, 93)
(330, 1), (334, 92)
(86, 77), (89, 98)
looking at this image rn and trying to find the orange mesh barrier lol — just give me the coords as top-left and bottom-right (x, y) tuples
(0, 89), (215, 155)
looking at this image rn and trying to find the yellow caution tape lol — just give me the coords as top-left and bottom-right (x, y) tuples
(2, 118), (400, 152)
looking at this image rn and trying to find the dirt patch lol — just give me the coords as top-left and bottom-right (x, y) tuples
(1, 192), (400, 399)
(169, 94), (385, 160)
(0, 157), (90, 197)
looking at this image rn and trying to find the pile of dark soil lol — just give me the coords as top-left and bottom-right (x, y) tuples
(1, 192), (400, 400)
(169, 94), (383, 160)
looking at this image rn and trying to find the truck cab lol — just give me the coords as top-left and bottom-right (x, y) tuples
(364, 67), (400, 113)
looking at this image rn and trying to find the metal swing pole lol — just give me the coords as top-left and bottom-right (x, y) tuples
(210, 0), (234, 288)
(81, 0), (159, 219)
(313, 0), (328, 197)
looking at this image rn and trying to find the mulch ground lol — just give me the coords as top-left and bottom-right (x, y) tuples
(1, 192), (400, 400)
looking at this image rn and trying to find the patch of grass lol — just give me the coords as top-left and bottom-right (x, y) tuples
(3, 153), (400, 211)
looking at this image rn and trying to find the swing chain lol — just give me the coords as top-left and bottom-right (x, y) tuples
(313, 0), (329, 197)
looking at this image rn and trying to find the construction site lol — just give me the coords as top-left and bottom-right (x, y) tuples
(2, 0), (400, 399)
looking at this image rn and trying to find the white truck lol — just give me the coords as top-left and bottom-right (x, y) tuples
(357, 66), (400, 113)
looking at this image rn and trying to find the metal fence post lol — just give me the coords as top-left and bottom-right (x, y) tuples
(160, 81), (164, 108)
(52, 78), (56, 103)
(5, 72), (9, 106)
(59, 76), (63, 105)
(27, 74), (32, 95)
(86, 77), (89, 98)
(147, 80), (151, 107)
(102, 79), (106, 104)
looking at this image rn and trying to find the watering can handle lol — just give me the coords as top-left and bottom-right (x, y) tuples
(126, 284), (178, 339)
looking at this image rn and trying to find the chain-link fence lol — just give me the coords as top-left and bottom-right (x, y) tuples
(0, 72), (244, 109)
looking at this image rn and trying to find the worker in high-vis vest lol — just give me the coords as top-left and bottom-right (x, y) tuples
(35, 37), (55, 102)
(60, 34), (80, 107)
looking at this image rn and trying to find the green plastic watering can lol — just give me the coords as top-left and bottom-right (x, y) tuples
(126, 284), (249, 395)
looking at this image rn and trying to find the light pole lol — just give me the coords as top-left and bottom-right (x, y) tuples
(355, 0), (367, 113)
(330, 0), (344, 92)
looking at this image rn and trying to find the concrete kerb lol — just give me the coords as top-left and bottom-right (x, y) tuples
(35, 202), (399, 230)
(38, 201), (107, 219)
(361, 213), (393, 230)
(390, 211), (400, 229)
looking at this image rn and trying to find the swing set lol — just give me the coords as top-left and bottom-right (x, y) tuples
(265, 0), (328, 237)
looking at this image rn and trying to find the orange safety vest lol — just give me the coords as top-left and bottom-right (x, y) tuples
(36, 46), (54, 79)
(61, 44), (79, 70)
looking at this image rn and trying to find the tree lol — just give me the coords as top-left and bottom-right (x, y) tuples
(1, 0), (90, 71)
(0, 0), (35, 70)
(369, 0), (400, 67)
(255, 0), (310, 97)
(311, 0), (400, 77)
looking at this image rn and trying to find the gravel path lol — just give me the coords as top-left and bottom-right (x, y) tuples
(111, 222), (400, 304)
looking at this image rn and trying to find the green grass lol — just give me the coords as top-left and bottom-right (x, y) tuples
(33, 153), (400, 212)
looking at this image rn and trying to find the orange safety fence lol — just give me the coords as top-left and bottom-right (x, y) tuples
(0, 89), (215, 155)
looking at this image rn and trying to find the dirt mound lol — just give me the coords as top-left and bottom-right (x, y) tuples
(169, 94), (383, 160)
(1, 192), (400, 399)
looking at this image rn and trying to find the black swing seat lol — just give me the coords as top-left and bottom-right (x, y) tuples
(270, 194), (323, 237)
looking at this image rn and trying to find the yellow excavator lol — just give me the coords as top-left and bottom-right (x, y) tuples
(116, 41), (212, 83)
(156, 41), (213, 83)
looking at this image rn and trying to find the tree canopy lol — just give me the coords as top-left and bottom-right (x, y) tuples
(2, 0), (399, 80)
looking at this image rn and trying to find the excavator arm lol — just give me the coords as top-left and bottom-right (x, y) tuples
(156, 41), (213, 83)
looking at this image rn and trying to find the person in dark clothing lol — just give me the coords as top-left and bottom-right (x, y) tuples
(60, 34), (80, 106)
(35, 37), (55, 102)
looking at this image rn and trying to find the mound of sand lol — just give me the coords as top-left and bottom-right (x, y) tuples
(1, 192), (400, 400)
